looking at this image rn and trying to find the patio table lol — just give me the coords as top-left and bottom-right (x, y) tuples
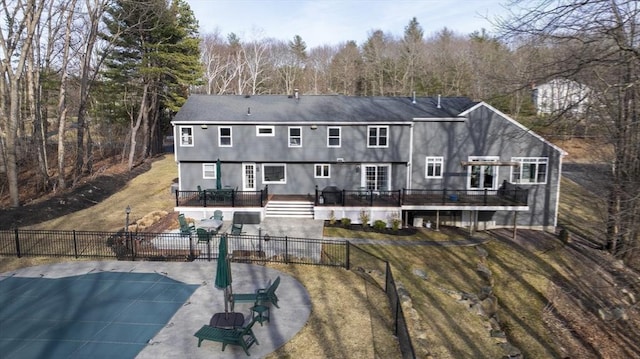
(209, 312), (245, 329)
(198, 218), (223, 232)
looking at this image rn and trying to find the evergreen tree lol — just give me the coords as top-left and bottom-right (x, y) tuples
(101, 0), (201, 167)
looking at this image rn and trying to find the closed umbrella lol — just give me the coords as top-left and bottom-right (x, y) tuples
(216, 158), (222, 190)
(214, 234), (232, 313)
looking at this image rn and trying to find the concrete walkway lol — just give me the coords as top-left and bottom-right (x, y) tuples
(1, 261), (311, 359)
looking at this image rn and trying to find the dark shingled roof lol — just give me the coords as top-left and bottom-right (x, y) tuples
(172, 94), (478, 124)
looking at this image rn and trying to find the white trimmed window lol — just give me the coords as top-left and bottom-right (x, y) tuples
(511, 157), (548, 184)
(219, 127), (232, 147)
(314, 164), (330, 178)
(203, 163), (217, 179)
(288, 127), (302, 147)
(179, 126), (193, 146)
(256, 126), (274, 136)
(263, 164), (286, 183)
(425, 157), (443, 178)
(327, 127), (341, 147)
(368, 126), (388, 148)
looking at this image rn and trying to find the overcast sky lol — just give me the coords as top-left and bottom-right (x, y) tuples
(186, 0), (509, 48)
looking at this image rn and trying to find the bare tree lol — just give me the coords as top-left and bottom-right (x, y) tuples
(0, 0), (46, 207)
(243, 35), (271, 95)
(498, 0), (640, 261)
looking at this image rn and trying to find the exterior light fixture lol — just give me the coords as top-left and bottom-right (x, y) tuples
(310, 124), (318, 130)
(201, 124), (208, 129)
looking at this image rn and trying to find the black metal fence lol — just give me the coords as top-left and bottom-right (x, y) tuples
(0, 229), (346, 266)
(0, 228), (414, 357)
(347, 243), (416, 359)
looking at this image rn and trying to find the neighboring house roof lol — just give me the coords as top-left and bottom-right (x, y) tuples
(172, 95), (478, 124)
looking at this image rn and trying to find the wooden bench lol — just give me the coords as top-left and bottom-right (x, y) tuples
(231, 276), (280, 311)
(194, 318), (259, 356)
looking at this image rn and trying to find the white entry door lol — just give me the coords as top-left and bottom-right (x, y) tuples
(242, 163), (256, 191)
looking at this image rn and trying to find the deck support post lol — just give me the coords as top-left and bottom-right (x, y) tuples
(512, 211), (518, 239)
(435, 210), (440, 231)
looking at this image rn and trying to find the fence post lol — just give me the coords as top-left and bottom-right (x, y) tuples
(130, 231), (136, 259)
(483, 188), (488, 205)
(14, 228), (21, 258)
(285, 236), (289, 264)
(73, 230), (79, 258)
(345, 241), (350, 269)
(442, 188), (447, 204)
(175, 190), (179, 206)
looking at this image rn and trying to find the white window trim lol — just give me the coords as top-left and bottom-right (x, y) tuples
(288, 126), (302, 147)
(425, 156), (444, 178)
(467, 156), (499, 190)
(327, 126), (341, 148)
(511, 157), (549, 184)
(314, 164), (331, 178)
(367, 125), (389, 148)
(262, 163), (287, 184)
(202, 163), (217, 179)
(219, 127), (232, 147)
(361, 163), (392, 190)
(256, 126), (275, 136)
(179, 126), (194, 147)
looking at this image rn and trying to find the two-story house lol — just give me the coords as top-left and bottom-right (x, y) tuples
(171, 94), (565, 232)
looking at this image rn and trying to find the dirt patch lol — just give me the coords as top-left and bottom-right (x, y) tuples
(0, 160), (153, 230)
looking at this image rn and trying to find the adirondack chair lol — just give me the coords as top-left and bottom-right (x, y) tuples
(197, 185), (205, 201)
(231, 223), (243, 235)
(194, 317), (260, 356)
(196, 228), (212, 243)
(211, 210), (223, 221)
(231, 276), (280, 311)
(178, 214), (195, 235)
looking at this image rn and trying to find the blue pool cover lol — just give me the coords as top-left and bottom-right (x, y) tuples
(0, 272), (199, 359)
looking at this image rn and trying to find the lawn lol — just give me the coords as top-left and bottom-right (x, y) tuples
(2, 153), (636, 358)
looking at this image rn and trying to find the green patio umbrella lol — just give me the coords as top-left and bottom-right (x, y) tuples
(214, 234), (232, 313)
(215, 158), (222, 190)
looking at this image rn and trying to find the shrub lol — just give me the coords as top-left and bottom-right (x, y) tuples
(359, 209), (370, 226)
(329, 210), (336, 225)
(341, 217), (351, 227)
(373, 220), (386, 231)
(388, 211), (401, 231)
(391, 218), (402, 231)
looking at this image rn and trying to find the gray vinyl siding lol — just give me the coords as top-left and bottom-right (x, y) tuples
(410, 105), (562, 228)
(176, 124), (410, 163)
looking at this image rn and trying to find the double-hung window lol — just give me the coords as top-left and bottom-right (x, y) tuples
(368, 126), (388, 147)
(219, 127), (232, 147)
(425, 157), (444, 178)
(202, 163), (217, 179)
(511, 157), (548, 184)
(179, 126), (193, 146)
(289, 127), (302, 147)
(327, 127), (341, 147)
(314, 164), (330, 178)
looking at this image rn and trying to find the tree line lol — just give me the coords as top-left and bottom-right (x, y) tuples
(1, 0), (637, 263)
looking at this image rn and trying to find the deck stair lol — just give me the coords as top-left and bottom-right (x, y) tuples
(265, 200), (314, 218)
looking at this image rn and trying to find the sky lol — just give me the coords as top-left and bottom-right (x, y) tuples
(186, 0), (510, 48)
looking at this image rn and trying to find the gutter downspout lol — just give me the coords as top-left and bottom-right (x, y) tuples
(407, 123), (414, 189)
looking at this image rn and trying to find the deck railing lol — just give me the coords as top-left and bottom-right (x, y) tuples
(175, 186), (269, 207)
(315, 185), (528, 207)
